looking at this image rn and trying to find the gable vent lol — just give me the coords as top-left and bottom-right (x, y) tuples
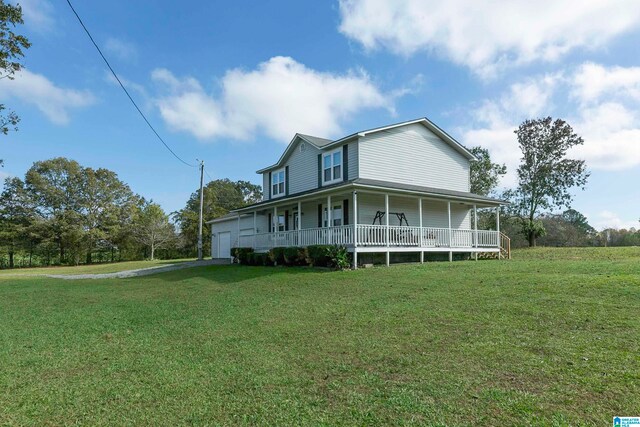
(300, 142), (306, 152)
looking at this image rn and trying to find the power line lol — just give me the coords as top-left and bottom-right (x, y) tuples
(204, 168), (214, 182)
(65, 0), (196, 168)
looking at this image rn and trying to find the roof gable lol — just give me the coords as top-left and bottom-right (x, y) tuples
(256, 117), (476, 174)
(322, 118), (476, 160)
(256, 133), (327, 174)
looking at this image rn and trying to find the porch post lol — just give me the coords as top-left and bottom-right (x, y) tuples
(273, 206), (277, 248)
(353, 191), (358, 270)
(327, 195), (332, 245)
(496, 205), (500, 247)
(253, 211), (257, 249)
(418, 198), (424, 264)
(237, 214), (241, 250)
(297, 201), (302, 245)
(447, 201), (452, 262)
(385, 193), (390, 266)
(473, 204), (478, 261)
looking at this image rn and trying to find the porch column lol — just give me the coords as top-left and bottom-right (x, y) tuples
(496, 205), (500, 247)
(418, 198), (424, 263)
(353, 191), (358, 269)
(473, 204), (478, 261)
(327, 195), (332, 245)
(253, 211), (257, 249)
(237, 214), (241, 250)
(297, 201), (302, 247)
(273, 206), (277, 248)
(385, 193), (390, 266)
(447, 201), (452, 262)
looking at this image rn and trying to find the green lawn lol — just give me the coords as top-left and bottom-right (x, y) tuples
(0, 258), (195, 277)
(1, 247), (639, 425)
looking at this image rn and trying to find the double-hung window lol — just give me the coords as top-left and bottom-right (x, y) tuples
(271, 169), (285, 197)
(322, 149), (342, 184)
(323, 205), (343, 227)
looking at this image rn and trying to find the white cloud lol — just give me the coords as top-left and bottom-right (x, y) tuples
(104, 37), (138, 61)
(462, 64), (640, 180)
(10, 0), (54, 31)
(590, 210), (639, 230)
(0, 69), (96, 124)
(571, 103), (640, 170)
(338, 0), (640, 76)
(572, 63), (640, 103)
(152, 56), (394, 142)
(462, 75), (560, 186)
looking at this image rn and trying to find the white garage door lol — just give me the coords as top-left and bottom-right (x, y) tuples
(218, 232), (231, 259)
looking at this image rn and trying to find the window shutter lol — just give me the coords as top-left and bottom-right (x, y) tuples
(343, 144), (349, 181)
(268, 213), (272, 232)
(343, 199), (349, 225)
(317, 204), (322, 228)
(285, 166), (289, 196)
(317, 154), (322, 187)
(285, 210), (289, 231)
(267, 172), (272, 199)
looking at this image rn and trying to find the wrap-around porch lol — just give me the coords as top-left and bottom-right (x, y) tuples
(230, 188), (506, 265)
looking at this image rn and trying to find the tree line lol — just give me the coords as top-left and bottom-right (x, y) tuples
(0, 158), (261, 268)
(472, 117), (638, 248)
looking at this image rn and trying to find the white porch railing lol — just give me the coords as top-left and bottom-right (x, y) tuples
(243, 225), (499, 251)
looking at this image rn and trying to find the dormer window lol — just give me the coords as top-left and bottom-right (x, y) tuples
(272, 168), (285, 197)
(323, 148), (342, 184)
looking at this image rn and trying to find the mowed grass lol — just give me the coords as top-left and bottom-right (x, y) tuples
(0, 258), (195, 277)
(0, 248), (639, 425)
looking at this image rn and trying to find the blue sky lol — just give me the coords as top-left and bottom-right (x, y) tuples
(1, 0), (639, 230)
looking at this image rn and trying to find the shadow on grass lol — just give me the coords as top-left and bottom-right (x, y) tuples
(139, 264), (338, 285)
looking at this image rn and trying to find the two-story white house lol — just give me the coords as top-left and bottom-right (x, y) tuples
(208, 118), (509, 266)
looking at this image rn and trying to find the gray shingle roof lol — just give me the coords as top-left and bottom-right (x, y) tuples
(228, 178), (506, 216)
(297, 134), (333, 147)
(353, 178), (507, 204)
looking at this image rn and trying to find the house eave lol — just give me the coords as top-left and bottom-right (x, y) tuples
(217, 180), (507, 220)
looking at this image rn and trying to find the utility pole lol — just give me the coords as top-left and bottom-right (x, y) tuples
(197, 160), (205, 260)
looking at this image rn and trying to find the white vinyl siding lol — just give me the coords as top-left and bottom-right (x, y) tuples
(354, 194), (471, 229)
(347, 140), (358, 179)
(422, 200), (471, 228)
(210, 214), (264, 257)
(289, 138), (322, 194)
(357, 123), (471, 192)
(260, 138), (359, 199)
(300, 201), (318, 229)
(262, 173), (270, 200)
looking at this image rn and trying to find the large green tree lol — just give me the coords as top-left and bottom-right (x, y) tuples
(0, 177), (34, 267)
(23, 158), (140, 264)
(80, 167), (139, 263)
(25, 158), (84, 263)
(0, 0), (31, 145)
(469, 146), (507, 196)
(505, 117), (589, 247)
(175, 179), (262, 256)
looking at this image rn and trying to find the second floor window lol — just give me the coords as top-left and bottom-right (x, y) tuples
(323, 149), (342, 184)
(272, 169), (285, 197)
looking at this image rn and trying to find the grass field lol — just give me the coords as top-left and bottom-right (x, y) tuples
(0, 258), (195, 276)
(1, 247), (639, 425)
